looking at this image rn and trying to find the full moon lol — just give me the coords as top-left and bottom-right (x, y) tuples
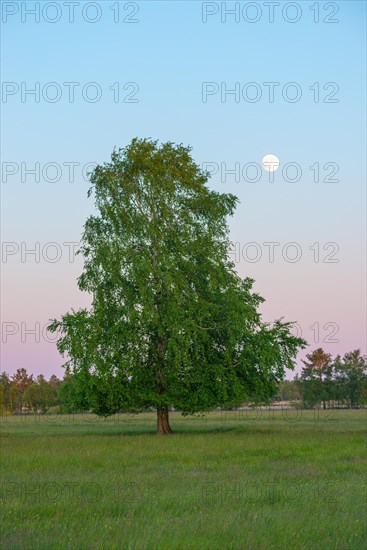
(262, 154), (280, 172)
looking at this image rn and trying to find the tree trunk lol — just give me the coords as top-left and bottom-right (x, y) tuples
(156, 332), (172, 435)
(157, 405), (172, 435)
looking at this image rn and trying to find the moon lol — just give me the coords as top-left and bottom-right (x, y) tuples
(262, 154), (280, 172)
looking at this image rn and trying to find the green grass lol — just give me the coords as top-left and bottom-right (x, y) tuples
(1, 409), (366, 549)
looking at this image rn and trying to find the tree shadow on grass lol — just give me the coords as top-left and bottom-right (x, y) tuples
(169, 425), (239, 435)
(79, 425), (241, 437)
(101, 423), (284, 437)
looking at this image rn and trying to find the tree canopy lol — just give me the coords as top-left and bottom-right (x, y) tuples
(300, 348), (333, 409)
(296, 348), (367, 409)
(49, 138), (306, 433)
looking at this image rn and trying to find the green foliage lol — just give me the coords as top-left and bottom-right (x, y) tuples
(23, 375), (57, 414)
(333, 350), (367, 407)
(48, 138), (306, 423)
(0, 372), (13, 414)
(300, 348), (333, 409)
(275, 378), (301, 402)
(0, 370), (64, 415)
(5, 368), (34, 413)
(56, 367), (87, 414)
(297, 348), (367, 409)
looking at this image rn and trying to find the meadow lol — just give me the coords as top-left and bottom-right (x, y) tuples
(1, 409), (366, 549)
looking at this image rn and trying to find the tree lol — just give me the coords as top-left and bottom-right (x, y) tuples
(300, 348), (333, 409)
(57, 367), (86, 414)
(0, 372), (12, 414)
(10, 368), (34, 413)
(23, 375), (57, 414)
(276, 379), (301, 403)
(49, 138), (306, 434)
(334, 350), (367, 408)
(49, 374), (61, 390)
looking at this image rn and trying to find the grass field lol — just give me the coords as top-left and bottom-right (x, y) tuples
(1, 409), (366, 549)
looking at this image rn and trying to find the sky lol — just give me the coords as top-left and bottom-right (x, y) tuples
(1, 0), (366, 379)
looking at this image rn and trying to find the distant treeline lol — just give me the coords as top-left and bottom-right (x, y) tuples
(276, 348), (367, 409)
(1, 348), (366, 415)
(0, 368), (73, 415)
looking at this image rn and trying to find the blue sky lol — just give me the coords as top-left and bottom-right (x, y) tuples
(1, 1), (366, 376)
